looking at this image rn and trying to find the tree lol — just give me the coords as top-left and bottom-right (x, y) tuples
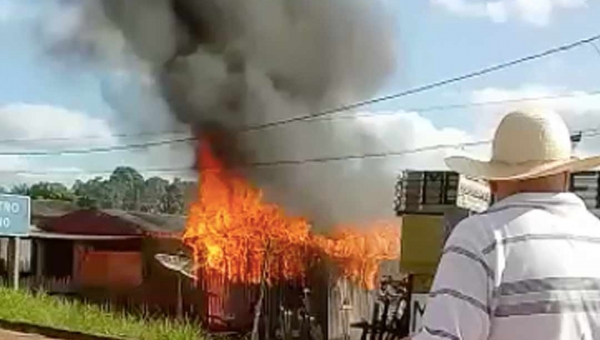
(29, 182), (74, 201)
(163, 178), (185, 214)
(107, 167), (145, 210)
(161, 178), (196, 214)
(141, 177), (169, 213)
(72, 177), (112, 209)
(10, 184), (30, 196)
(28, 167), (196, 214)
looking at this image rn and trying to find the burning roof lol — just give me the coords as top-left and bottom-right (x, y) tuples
(183, 140), (400, 289)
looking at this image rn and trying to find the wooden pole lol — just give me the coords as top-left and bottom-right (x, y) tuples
(251, 241), (271, 340)
(7, 237), (20, 290)
(35, 239), (44, 279)
(177, 274), (184, 319)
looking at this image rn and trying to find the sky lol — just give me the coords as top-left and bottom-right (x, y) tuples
(0, 0), (600, 223)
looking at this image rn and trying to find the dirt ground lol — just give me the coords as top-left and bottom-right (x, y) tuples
(0, 329), (60, 339)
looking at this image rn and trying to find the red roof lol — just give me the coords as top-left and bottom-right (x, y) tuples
(43, 209), (185, 237)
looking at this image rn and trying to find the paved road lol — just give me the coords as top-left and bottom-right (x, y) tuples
(0, 329), (60, 339)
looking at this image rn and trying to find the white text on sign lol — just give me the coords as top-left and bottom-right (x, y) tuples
(0, 201), (20, 214)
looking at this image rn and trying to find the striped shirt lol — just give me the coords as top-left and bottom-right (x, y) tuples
(413, 192), (600, 340)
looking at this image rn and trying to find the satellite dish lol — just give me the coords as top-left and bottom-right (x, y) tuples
(155, 253), (197, 279)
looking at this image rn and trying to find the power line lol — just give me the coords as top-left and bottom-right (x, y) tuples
(240, 34), (600, 132)
(0, 33), (594, 154)
(1, 89), (597, 145)
(0, 130), (190, 144)
(245, 128), (600, 169)
(0, 137), (194, 157)
(1, 33), (597, 149)
(306, 90), (600, 122)
(247, 140), (491, 168)
(2, 89), (600, 156)
(0, 167), (194, 176)
(4, 126), (600, 175)
(3, 88), (596, 146)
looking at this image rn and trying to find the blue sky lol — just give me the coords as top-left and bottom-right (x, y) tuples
(378, 0), (600, 128)
(0, 1), (110, 116)
(0, 0), (600, 188)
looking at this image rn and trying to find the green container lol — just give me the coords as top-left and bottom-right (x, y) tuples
(400, 214), (444, 288)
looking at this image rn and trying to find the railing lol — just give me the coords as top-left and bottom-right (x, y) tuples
(396, 170), (600, 215)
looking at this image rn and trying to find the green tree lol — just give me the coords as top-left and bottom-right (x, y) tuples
(70, 168), (193, 214)
(141, 177), (169, 213)
(107, 167), (145, 210)
(162, 178), (196, 214)
(163, 178), (185, 214)
(10, 184), (30, 196)
(73, 177), (111, 209)
(29, 182), (74, 201)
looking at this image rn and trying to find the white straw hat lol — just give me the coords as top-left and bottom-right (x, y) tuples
(444, 110), (600, 181)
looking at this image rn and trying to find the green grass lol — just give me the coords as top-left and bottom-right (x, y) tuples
(0, 287), (204, 340)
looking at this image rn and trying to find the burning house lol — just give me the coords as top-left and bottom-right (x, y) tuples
(39, 0), (404, 338)
(177, 140), (402, 338)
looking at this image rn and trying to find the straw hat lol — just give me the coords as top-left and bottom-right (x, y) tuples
(444, 110), (600, 181)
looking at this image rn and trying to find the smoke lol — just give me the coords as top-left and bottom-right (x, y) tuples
(40, 0), (403, 226)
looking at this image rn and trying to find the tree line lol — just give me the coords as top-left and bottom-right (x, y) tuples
(1, 167), (196, 215)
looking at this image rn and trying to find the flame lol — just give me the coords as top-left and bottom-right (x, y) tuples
(183, 141), (311, 284)
(312, 223), (400, 290)
(182, 139), (400, 289)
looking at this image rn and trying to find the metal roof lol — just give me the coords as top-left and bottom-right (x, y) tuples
(32, 199), (79, 218)
(40, 209), (185, 237)
(102, 210), (186, 234)
(28, 226), (141, 240)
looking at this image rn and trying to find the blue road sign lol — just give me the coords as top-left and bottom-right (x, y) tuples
(0, 194), (30, 236)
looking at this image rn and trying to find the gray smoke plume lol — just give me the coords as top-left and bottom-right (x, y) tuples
(40, 0), (404, 227)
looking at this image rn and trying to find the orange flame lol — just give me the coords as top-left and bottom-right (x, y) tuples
(182, 140), (400, 289)
(312, 223), (400, 290)
(183, 141), (311, 284)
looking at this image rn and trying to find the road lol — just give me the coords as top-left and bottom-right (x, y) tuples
(0, 329), (60, 339)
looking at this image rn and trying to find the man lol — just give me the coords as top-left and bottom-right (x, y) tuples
(411, 110), (600, 340)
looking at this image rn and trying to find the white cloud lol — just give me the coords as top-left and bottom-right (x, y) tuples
(469, 85), (600, 155)
(0, 104), (118, 186)
(431, 0), (508, 23)
(432, 0), (587, 26)
(0, 104), (116, 149)
(0, 104), (197, 188)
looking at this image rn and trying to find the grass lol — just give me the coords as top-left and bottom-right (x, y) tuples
(0, 287), (204, 340)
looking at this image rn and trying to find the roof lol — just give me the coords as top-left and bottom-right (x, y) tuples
(28, 226), (141, 240)
(32, 199), (79, 218)
(103, 210), (186, 235)
(41, 209), (186, 237)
